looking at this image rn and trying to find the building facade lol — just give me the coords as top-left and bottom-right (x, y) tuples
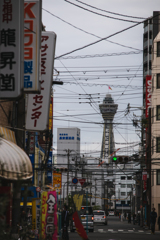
(57, 128), (81, 202)
(151, 31), (160, 231)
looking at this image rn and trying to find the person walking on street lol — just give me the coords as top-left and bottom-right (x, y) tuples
(128, 212), (131, 223)
(150, 208), (157, 234)
(62, 204), (70, 240)
(133, 213), (136, 225)
(158, 215), (160, 231)
(137, 213), (140, 226)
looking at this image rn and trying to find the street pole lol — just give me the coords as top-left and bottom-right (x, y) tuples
(75, 156), (77, 190)
(107, 182), (108, 216)
(63, 181), (68, 204)
(64, 149), (72, 205)
(95, 179), (96, 206)
(86, 188), (88, 236)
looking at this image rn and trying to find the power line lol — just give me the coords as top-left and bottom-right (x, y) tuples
(55, 20), (143, 59)
(64, 0), (140, 23)
(43, 8), (142, 52)
(73, 0), (146, 20)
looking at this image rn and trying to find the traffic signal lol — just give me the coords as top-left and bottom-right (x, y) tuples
(53, 168), (68, 173)
(111, 156), (130, 164)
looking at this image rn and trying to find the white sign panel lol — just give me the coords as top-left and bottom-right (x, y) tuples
(26, 32), (56, 131)
(0, 0), (24, 98)
(23, 0), (42, 93)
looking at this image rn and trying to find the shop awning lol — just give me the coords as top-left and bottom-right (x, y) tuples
(0, 137), (33, 181)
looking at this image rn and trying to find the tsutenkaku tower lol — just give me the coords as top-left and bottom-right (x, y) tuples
(99, 94), (118, 162)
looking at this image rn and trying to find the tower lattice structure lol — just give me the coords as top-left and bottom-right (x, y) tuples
(99, 94), (118, 161)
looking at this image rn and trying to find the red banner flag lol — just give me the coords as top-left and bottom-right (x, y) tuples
(72, 211), (89, 240)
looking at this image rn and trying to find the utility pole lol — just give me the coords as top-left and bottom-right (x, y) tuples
(95, 178), (97, 206)
(75, 156), (77, 190)
(64, 149), (72, 205)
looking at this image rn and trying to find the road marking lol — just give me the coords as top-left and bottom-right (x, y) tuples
(108, 229), (113, 231)
(138, 230), (144, 232)
(98, 229), (103, 232)
(118, 229), (124, 231)
(128, 230), (134, 232)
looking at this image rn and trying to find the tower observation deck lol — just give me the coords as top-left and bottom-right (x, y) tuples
(99, 94), (118, 161)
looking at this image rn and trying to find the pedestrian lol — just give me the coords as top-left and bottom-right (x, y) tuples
(61, 204), (69, 240)
(133, 213), (136, 225)
(150, 208), (157, 234)
(158, 215), (160, 231)
(137, 213), (140, 226)
(124, 212), (126, 220)
(128, 212), (131, 223)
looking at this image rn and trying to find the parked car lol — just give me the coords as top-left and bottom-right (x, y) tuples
(93, 210), (107, 225)
(70, 206), (94, 232)
(108, 211), (114, 216)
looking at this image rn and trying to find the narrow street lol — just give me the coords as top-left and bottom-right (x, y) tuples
(69, 216), (160, 240)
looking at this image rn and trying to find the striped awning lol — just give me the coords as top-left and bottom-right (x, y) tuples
(0, 126), (16, 144)
(0, 137), (33, 181)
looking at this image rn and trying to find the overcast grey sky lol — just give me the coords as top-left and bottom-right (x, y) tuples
(42, 0), (160, 157)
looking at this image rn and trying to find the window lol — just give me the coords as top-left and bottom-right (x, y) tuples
(127, 176), (132, 180)
(152, 77), (154, 92)
(156, 105), (160, 120)
(80, 207), (93, 215)
(151, 171), (154, 186)
(121, 201), (125, 205)
(157, 170), (160, 185)
(121, 184), (126, 188)
(157, 42), (160, 57)
(127, 201), (131, 205)
(127, 184), (132, 188)
(121, 176), (126, 180)
(156, 137), (160, 152)
(152, 108), (154, 123)
(157, 74), (160, 89)
(152, 138), (154, 155)
(121, 192), (125, 196)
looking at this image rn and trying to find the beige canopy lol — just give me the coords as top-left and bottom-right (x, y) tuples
(0, 137), (33, 181)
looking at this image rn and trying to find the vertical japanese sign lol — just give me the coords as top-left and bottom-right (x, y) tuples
(47, 151), (52, 184)
(145, 75), (152, 119)
(41, 191), (58, 240)
(49, 97), (53, 130)
(32, 198), (40, 230)
(0, 0), (24, 98)
(28, 131), (35, 154)
(26, 32), (56, 130)
(53, 172), (62, 192)
(24, 0), (42, 92)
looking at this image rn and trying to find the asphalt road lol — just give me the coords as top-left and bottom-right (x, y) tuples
(68, 216), (160, 240)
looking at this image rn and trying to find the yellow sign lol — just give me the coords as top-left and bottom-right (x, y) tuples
(49, 100), (53, 130)
(53, 172), (61, 190)
(41, 192), (48, 239)
(32, 198), (40, 230)
(73, 194), (83, 211)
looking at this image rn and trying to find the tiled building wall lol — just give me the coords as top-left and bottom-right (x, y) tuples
(0, 101), (13, 127)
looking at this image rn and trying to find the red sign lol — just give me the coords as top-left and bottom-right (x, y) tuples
(143, 174), (147, 181)
(78, 179), (86, 186)
(143, 180), (147, 191)
(145, 75), (152, 119)
(36, 187), (41, 192)
(72, 211), (88, 240)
